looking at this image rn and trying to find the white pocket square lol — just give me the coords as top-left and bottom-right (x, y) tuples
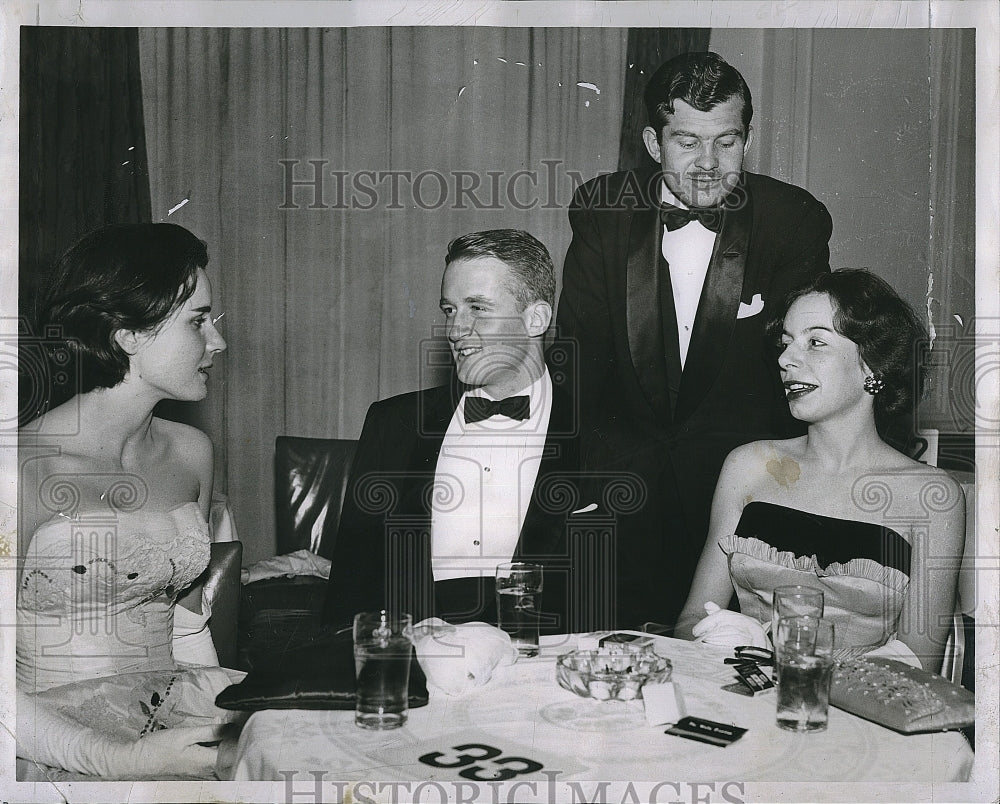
(737, 293), (765, 319)
(571, 503), (598, 514)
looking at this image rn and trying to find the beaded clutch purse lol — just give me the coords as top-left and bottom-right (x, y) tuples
(830, 656), (974, 733)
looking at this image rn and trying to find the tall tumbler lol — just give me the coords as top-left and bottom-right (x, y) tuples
(771, 585), (825, 637)
(353, 610), (413, 730)
(495, 562), (543, 658)
(774, 615), (835, 733)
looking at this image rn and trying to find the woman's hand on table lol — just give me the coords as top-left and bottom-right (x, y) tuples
(113, 725), (225, 778)
(691, 602), (770, 649)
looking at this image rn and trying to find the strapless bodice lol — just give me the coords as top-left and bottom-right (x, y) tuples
(17, 502), (210, 691)
(720, 501), (911, 651)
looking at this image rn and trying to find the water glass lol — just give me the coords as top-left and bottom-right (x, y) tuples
(771, 585), (825, 637)
(495, 562), (543, 658)
(774, 615), (835, 733)
(352, 610), (413, 730)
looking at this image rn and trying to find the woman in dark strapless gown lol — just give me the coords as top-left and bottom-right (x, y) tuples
(17, 223), (241, 780)
(675, 270), (965, 673)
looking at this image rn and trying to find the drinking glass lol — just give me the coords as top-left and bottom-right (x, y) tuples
(774, 615), (835, 733)
(771, 585), (824, 637)
(352, 610), (413, 730)
(495, 562), (543, 658)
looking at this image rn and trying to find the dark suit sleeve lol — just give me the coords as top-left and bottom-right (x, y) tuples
(556, 181), (615, 424)
(322, 399), (394, 626)
(765, 196), (833, 317)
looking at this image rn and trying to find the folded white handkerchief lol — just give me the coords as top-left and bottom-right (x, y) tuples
(413, 618), (518, 695)
(736, 293), (764, 319)
(571, 503), (598, 514)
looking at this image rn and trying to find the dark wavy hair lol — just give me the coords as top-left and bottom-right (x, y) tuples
(767, 269), (929, 429)
(644, 51), (753, 134)
(445, 229), (555, 309)
(35, 222), (208, 394)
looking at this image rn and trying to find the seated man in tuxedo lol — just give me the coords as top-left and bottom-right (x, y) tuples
(323, 229), (613, 633)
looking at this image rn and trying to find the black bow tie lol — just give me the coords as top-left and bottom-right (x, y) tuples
(659, 202), (723, 233)
(463, 395), (530, 424)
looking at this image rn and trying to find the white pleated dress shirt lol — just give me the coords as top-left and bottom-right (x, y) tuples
(431, 370), (553, 581)
(660, 182), (719, 368)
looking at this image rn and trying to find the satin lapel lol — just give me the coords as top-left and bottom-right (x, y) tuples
(401, 385), (456, 515)
(659, 253), (683, 417)
(675, 182), (753, 422)
(626, 206), (672, 419)
(517, 387), (580, 558)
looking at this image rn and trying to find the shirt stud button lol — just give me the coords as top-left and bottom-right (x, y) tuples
(473, 540), (480, 546)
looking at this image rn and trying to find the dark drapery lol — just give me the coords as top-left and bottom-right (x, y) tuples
(19, 27), (151, 422)
(617, 28), (711, 171)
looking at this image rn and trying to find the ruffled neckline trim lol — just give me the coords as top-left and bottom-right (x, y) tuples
(720, 533), (910, 593)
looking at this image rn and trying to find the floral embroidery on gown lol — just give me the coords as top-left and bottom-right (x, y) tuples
(17, 502), (244, 780)
(719, 501), (911, 653)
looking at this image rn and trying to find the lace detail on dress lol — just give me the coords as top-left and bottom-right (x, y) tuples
(17, 503), (211, 691)
(719, 534), (911, 594)
(16, 503), (247, 781)
(19, 505), (209, 614)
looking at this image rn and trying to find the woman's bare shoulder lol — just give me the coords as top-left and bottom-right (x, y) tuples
(869, 449), (963, 491)
(889, 459), (966, 508)
(725, 437), (807, 470)
(18, 398), (82, 442)
(863, 457), (966, 543)
(17, 420), (83, 553)
(152, 418), (213, 467)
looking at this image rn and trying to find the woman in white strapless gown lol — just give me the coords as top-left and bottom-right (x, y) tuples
(17, 223), (242, 780)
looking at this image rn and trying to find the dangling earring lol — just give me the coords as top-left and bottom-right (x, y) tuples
(863, 375), (884, 395)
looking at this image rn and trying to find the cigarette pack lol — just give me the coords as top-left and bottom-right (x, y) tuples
(576, 631), (657, 651)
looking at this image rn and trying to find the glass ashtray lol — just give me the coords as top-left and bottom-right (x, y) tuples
(555, 647), (672, 701)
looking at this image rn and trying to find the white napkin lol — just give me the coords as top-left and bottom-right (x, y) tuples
(240, 548), (332, 584)
(412, 618), (518, 695)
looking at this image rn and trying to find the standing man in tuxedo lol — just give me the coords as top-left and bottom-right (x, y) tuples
(324, 230), (611, 633)
(557, 52), (832, 630)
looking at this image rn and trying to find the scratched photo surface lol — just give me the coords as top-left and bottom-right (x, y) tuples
(2, 2), (997, 803)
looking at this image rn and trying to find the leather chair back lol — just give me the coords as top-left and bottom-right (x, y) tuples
(274, 436), (358, 559)
(205, 540), (243, 669)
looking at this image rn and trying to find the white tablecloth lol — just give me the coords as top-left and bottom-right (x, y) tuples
(230, 633), (973, 785)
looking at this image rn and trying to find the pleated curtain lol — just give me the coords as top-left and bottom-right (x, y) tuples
(139, 28), (628, 562)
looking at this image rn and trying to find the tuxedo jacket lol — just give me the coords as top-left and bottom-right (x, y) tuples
(322, 378), (618, 632)
(556, 168), (832, 625)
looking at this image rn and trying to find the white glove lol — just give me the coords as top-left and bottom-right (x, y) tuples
(413, 618), (517, 695)
(101, 725), (226, 779)
(17, 691), (223, 779)
(691, 602), (770, 650)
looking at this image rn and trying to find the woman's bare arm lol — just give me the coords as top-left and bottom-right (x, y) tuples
(674, 447), (755, 640)
(895, 469), (966, 673)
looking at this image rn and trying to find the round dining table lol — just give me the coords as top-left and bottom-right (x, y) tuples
(228, 632), (975, 800)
